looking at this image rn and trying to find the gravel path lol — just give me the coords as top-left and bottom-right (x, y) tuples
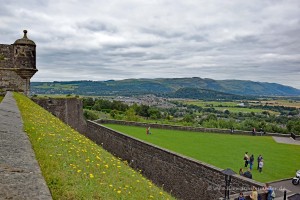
(272, 136), (300, 145)
(0, 92), (52, 200)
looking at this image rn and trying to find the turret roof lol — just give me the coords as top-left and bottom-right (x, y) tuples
(13, 30), (36, 46)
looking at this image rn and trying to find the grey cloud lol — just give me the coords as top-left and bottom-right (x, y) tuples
(77, 20), (118, 33)
(2, 0), (300, 89)
(140, 27), (185, 39)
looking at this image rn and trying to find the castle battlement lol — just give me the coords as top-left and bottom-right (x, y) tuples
(0, 30), (37, 96)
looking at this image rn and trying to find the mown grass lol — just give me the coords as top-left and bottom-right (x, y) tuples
(104, 124), (300, 183)
(14, 93), (175, 200)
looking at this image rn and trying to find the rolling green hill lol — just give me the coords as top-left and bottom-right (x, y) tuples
(31, 77), (300, 97)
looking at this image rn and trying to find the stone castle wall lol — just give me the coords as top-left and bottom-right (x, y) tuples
(32, 98), (87, 134)
(0, 92), (52, 199)
(0, 70), (27, 93)
(0, 44), (13, 68)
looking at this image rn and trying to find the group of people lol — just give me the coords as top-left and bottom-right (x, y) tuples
(252, 127), (266, 136)
(244, 152), (264, 172)
(239, 152), (264, 179)
(237, 183), (276, 200)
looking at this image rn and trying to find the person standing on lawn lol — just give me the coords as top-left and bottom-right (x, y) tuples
(249, 154), (254, 170)
(257, 155), (263, 170)
(252, 127), (256, 136)
(258, 159), (264, 173)
(244, 152), (249, 167)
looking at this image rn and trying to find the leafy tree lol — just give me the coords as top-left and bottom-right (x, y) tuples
(125, 108), (139, 121)
(83, 109), (99, 120)
(82, 97), (95, 109)
(182, 114), (194, 123)
(149, 108), (162, 119)
(135, 104), (150, 118)
(287, 120), (300, 134)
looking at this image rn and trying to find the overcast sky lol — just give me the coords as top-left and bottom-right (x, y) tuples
(1, 0), (300, 89)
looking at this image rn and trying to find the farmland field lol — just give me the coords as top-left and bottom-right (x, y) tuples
(259, 100), (300, 108)
(212, 107), (266, 113)
(183, 100), (238, 107)
(34, 83), (78, 91)
(182, 100), (279, 114)
(104, 124), (300, 183)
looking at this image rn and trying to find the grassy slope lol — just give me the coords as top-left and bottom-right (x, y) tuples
(104, 124), (300, 183)
(0, 96), (3, 103)
(14, 93), (174, 200)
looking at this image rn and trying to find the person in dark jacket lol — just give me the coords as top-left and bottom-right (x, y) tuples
(249, 154), (254, 170)
(237, 192), (246, 200)
(243, 168), (252, 179)
(257, 155), (263, 170)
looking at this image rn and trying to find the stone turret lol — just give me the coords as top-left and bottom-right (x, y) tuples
(0, 30), (38, 96)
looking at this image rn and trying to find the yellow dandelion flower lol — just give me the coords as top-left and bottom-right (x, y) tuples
(77, 170), (81, 173)
(109, 184), (113, 187)
(117, 190), (121, 194)
(89, 174), (94, 178)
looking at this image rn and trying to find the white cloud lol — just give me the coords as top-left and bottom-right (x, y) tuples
(1, 0), (300, 89)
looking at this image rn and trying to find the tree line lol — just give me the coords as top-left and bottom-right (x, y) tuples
(82, 97), (300, 135)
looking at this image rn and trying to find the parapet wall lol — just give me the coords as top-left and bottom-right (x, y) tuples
(85, 121), (267, 200)
(96, 119), (293, 138)
(0, 92), (52, 199)
(32, 97), (87, 134)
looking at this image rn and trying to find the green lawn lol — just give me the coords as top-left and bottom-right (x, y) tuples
(14, 93), (174, 200)
(0, 96), (3, 103)
(104, 124), (300, 183)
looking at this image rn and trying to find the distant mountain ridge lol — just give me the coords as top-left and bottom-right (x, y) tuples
(31, 77), (300, 98)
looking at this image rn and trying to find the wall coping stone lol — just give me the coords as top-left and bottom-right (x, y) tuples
(0, 92), (52, 199)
